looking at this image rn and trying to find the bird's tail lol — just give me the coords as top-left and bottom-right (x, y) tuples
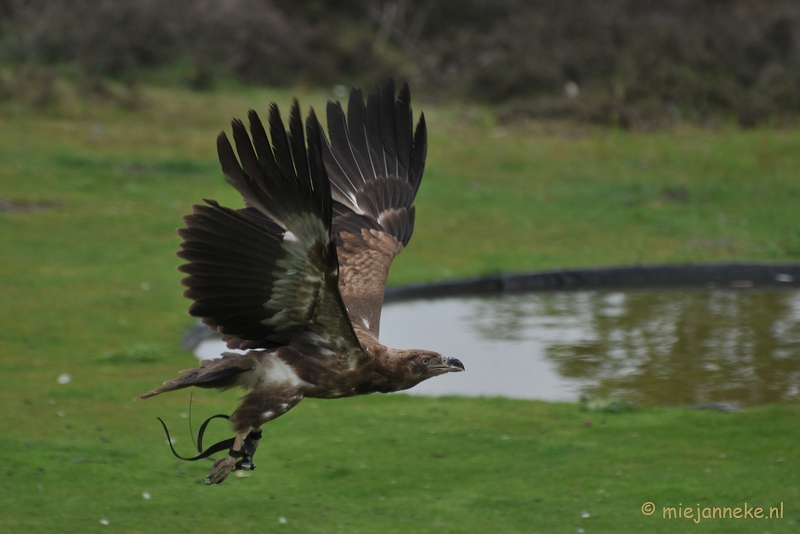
(135, 352), (255, 400)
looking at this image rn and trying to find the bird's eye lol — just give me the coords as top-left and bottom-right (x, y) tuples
(421, 358), (430, 365)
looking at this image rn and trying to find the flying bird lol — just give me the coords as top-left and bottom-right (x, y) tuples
(137, 80), (464, 484)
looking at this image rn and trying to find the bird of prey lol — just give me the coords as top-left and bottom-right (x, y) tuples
(137, 80), (464, 484)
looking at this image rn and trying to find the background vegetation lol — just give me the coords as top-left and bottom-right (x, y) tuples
(1, 0), (800, 127)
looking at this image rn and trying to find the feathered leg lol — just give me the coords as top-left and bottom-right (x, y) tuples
(205, 383), (303, 484)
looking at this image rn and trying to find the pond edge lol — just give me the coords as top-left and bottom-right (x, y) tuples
(384, 262), (800, 302)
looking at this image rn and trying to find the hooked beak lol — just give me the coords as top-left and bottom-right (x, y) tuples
(445, 357), (465, 372)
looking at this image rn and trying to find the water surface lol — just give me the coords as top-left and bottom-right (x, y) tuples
(195, 289), (800, 407)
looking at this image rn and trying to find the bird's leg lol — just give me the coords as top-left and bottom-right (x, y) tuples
(236, 428), (262, 471)
(205, 430), (251, 485)
(203, 383), (302, 484)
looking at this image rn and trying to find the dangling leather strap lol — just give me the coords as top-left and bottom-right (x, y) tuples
(157, 415), (235, 462)
(157, 415), (262, 463)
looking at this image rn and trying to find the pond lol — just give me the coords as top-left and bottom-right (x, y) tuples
(194, 289), (800, 408)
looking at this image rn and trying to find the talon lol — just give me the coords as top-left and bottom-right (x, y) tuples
(204, 454), (237, 485)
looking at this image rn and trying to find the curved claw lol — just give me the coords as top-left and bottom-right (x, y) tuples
(202, 429), (262, 484)
(204, 455), (237, 485)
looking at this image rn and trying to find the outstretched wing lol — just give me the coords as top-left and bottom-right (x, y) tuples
(177, 101), (362, 368)
(322, 79), (427, 338)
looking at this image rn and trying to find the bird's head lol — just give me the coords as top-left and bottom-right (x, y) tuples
(390, 349), (464, 390)
(377, 347), (465, 392)
(411, 351), (465, 376)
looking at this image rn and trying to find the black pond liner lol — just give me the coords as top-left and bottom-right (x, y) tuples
(383, 262), (800, 303)
(183, 262), (800, 350)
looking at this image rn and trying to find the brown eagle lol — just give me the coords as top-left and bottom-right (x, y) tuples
(137, 80), (464, 484)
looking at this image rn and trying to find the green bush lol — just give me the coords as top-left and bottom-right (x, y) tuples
(1, 0), (799, 126)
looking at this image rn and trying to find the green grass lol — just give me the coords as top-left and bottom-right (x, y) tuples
(4, 394), (799, 533)
(1, 83), (799, 532)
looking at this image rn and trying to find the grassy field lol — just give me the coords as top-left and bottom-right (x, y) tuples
(1, 82), (799, 532)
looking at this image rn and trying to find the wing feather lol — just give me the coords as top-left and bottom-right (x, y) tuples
(321, 79), (427, 338)
(288, 100), (310, 189)
(365, 93), (385, 177)
(394, 83), (412, 179)
(326, 101), (363, 188)
(409, 113), (427, 197)
(245, 110), (282, 183)
(177, 103), (362, 368)
(379, 78), (398, 177)
(346, 87), (375, 182)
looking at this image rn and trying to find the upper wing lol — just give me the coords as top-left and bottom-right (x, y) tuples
(321, 79), (427, 338)
(176, 101), (363, 369)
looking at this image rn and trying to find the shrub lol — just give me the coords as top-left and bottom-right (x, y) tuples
(1, 0), (798, 126)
